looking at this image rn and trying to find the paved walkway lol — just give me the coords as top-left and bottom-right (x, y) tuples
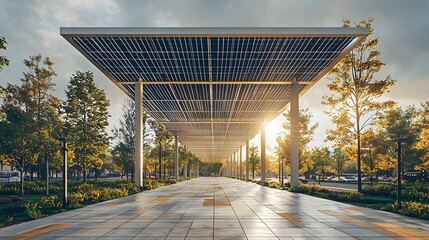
(1, 177), (429, 240)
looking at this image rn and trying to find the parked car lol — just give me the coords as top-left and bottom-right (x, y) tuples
(299, 176), (308, 184)
(341, 175), (357, 182)
(326, 175), (337, 181)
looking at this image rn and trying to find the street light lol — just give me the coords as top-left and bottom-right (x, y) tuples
(58, 136), (68, 207)
(396, 135), (407, 210)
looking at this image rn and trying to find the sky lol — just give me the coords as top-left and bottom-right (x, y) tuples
(1, 0), (428, 157)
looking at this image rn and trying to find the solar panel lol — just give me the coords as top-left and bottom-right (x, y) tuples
(62, 28), (366, 162)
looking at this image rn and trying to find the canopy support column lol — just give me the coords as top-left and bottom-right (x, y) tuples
(290, 81), (300, 188)
(239, 146), (242, 179)
(261, 125), (266, 184)
(197, 162), (200, 177)
(245, 140), (249, 181)
(134, 82), (143, 186)
(174, 135), (179, 179)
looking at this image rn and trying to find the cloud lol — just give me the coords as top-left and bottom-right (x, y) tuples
(0, 0), (428, 153)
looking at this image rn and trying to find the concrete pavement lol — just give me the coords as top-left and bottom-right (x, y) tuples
(1, 177), (428, 239)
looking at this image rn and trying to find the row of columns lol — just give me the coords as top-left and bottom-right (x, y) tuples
(136, 81), (300, 188)
(221, 81), (300, 188)
(134, 82), (200, 186)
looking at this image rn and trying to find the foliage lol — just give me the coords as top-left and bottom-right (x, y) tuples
(0, 105), (36, 196)
(374, 106), (422, 172)
(24, 201), (43, 220)
(248, 145), (260, 179)
(322, 19), (396, 192)
(0, 36), (9, 71)
(0, 54), (62, 195)
(0, 196), (22, 205)
(415, 100), (429, 170)
(67, 192), (85, 209)
(310, 147), (333, 180)
(64, 71), (110, 182)
(388, 201), (429, 220)
(276, 108), (318, 175)
(112, 99), (138, 181)
(0, 215), (13, 228)
(39, 195), (63, 209)
(148, 119), (173, 178)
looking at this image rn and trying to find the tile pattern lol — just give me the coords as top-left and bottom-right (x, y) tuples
(1, 177), (429, 240)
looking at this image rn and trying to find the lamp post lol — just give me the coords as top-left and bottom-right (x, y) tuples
(396, 135), (407, 210)
(58, 136), (68, 207)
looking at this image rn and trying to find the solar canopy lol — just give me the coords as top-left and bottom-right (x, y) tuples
(61, 27), (368, 163)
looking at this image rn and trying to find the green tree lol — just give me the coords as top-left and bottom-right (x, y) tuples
(20, 55), (60, 180)
(148, 119), (172, 178)
(0, 55), (62, 184)
(275, 108), (318, 175)
(249, 145), (260, 179)
(64, 71), (110, 183)
(322, 18), (396, 192)
(310, 147), (333, 182)
(375, 106), (422, 173)
(0, 37), (9, 71)
(112, 99), (136, 181)
(415, 100), (429, 170)
(0, 105), (36, 196)
(332, 147), (348, 177)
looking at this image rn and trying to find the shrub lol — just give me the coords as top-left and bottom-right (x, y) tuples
(388, 201), (429, 220)
(0, 195), (22, 205)
(67, 192), (85, 209)
(0, 215), (13, 228)
(99, 188), (128, 201)
(0, 183), (19, 195)
(290, 184), (310, 193)
(40, 195), (63, 209)
(24, 201), (43, 220)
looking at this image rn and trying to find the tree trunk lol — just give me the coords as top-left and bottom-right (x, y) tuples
(158, 144), (162, 179)
(83, 167), (87, 183)
(20, 157), (25, 197)
(356, 107), (362, 193)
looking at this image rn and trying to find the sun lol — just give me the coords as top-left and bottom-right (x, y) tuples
(264, 115), (286, 153)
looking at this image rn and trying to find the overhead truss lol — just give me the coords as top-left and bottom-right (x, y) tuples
(61, 27), (368, 162)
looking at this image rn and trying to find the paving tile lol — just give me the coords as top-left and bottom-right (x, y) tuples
(0, 177), (428, 240)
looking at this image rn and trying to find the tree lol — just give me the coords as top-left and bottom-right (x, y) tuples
(0, 55), (62, 185)
(322, 18), (396, 192)
(19, 55), (60, 180)
(64, 71), (110, 183)
(249, 145), (260, 179)
(148, 119), (172, 178)
(112, 99), (136, 181)
(0, 37), (9, 72)
(415, 100), (429, 170)
(375, 106), (421, 173)
(310, 147), (333, 182)
(332, 147), (348, 178)
(0, 105), (36, 196)
(275, 108), (318, 176)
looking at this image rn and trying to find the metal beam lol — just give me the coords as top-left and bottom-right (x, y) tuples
(120, 81), (312, 85)
(160, 121), (261, 124)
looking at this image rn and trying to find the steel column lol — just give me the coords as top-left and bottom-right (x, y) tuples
(261, 125), (266, 184)
(290, 81), (300, 188)
(239, 146), (242, 179)
(174, 135), (179, 179)
(134, 82), (143, 186)
(246, 140), (249, 181)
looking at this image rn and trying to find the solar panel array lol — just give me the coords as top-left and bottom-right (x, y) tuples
(66, 32), (358, 162)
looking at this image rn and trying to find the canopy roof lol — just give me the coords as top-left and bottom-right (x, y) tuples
(61, 27), (368, 162)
